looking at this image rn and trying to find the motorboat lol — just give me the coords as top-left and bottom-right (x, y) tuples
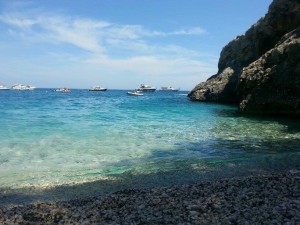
(11, 84), (25, 90)
(137, 84), (156, 92)
(25, 85), (36, 90)
(11, 84), (36, 90)
(160, 86), (180, 91)
(89, 86), (107, 91)
(0, 85), (10, 90)
(127, 90), (143, 96)
(55, 87), (71, 93)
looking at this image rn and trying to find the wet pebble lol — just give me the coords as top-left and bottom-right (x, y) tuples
(0, 171), (299, 224)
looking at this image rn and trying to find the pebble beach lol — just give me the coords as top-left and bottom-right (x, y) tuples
(0, 170), (299, 224)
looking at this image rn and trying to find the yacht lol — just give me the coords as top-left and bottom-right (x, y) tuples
(11, 84), (36, 90)
(137, 84), (156, 92)
(25, 85), (36, 90)
(55, 87), (71, 93)
(89, 86), (107, 91)
(127, 90), (143, 96)
(0, 85), (10, 90)
(160, 86), (180, 92)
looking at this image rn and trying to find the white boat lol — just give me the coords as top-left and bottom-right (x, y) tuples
(137, 84), (156, 92)
(89, 86), (107, 91)
(11, 84), (36, 90)
(0, 85), (10, 90)
(160, 86), (180, 91)
(127, 90), (143, 96)
(11, 84), (24, 90)
(55, 87), (71, 93)
(26, 85), (36, 90)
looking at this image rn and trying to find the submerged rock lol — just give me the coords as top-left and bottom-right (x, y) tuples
(188, 0), (300, 116)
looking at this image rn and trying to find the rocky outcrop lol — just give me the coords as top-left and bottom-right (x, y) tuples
(238, 27), (300, 115)
(187, 67), (236, 102)
(188, 0), (300, 116)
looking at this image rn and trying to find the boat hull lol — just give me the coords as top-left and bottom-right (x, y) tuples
(137, 88), (156, 92)
(89, 89), (107, 91)
(127, 92), (143, 96)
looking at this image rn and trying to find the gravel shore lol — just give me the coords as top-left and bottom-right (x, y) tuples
(0, 170), (299, 224)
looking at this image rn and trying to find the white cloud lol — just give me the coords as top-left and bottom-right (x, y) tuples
(86, 55), (215, 77)
(0, 6), (216, 89)
(0, 11), (208, 53)
(170, 27), (208, 35)
(0, 14), (109, 53)
(0, 16), (36, 28)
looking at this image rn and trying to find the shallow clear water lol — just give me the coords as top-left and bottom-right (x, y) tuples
(0, 89), (299, 189)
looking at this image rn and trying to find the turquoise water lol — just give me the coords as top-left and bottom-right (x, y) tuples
(0, 89), (299, 189)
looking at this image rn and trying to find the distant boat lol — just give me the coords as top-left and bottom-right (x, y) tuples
(55, 87), (71, 93)
(11, 84), (36, 90)
(160, 86), (180, 92)
(137, 84), (156, 92)
(0, 85), (10, 90)
(127, 90), (143, 96)
(89, 86), (107, 91)
(11, 84), (25, 90)
(26, 85), (36, 90)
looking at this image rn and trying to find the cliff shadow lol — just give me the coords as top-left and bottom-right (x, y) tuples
(212, 106), (300, 134)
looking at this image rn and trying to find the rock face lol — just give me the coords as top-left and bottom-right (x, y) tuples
(238, 28), (300, 115)
(188, 0), (300, 116)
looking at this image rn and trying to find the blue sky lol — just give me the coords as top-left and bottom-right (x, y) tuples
(0, 0), (272, 90)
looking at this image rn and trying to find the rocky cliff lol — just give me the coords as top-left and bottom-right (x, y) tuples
(188, 0), (300, 116)
(238, 28), (300, 115)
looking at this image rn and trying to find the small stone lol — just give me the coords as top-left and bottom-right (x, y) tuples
(189, 211), (199, 217)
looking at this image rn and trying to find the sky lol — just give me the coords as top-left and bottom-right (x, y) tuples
(0, 0), (272, 90)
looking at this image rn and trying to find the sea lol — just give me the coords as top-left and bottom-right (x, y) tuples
(0, 89), (299, 202)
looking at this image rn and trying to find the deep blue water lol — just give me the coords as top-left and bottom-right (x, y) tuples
(0, 89), (299, 189)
